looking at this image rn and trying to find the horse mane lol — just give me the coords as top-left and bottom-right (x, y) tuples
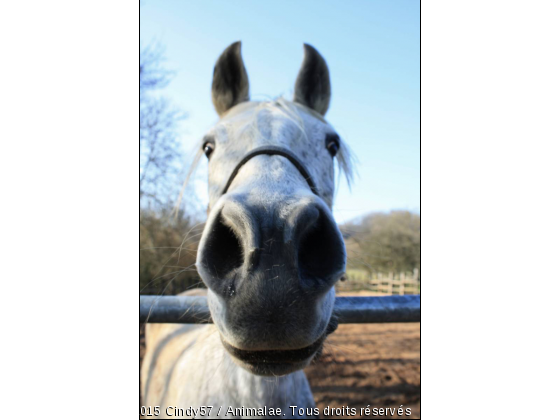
(174, 98), (356, 216)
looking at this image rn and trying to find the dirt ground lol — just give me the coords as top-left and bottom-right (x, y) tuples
(305, 322), (420, 418)
(140, 295), (420, 419)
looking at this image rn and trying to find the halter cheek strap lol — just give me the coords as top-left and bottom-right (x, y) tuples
(221, 146), (319, 196)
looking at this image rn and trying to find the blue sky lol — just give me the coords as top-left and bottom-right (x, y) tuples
(140, 0), (419, 223)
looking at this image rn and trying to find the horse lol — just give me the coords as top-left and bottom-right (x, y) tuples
(141, 41), (354, 419)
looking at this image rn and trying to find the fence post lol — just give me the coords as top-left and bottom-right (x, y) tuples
(370, 272), (377, 292)
(399, 272), (405, 295)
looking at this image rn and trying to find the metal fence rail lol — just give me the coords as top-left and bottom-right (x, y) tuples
(140, 295), (420, 324)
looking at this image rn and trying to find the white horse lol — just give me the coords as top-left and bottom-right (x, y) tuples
(141, 42), (354, 419)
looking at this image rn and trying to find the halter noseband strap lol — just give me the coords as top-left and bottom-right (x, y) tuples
(221, 146), (319, 196)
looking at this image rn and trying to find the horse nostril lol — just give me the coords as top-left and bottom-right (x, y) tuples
(297, 208), (345, 287)
(201, 214), (244, 280)
(198, 200), (345, 295)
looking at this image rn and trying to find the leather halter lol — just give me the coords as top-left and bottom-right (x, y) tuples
(221, 146), (319, 196)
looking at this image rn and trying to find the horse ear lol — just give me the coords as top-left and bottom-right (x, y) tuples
(294, 44), (331, 116)
(212, 41), (250, 116)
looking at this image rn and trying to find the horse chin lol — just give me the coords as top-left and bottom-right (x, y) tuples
(232, 359), (312, 377)
(220, 334), (326, 377)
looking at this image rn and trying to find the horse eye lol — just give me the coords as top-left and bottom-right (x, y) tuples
(325, 134), (340, 157)
(202, 141), (215, 158)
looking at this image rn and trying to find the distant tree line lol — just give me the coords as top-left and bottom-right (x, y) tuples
(342, 211), (420, 275)
(140, 208), (203, 295)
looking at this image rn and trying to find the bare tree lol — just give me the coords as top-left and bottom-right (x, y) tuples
(139, 44), (202, 295)
(140, 44), (185, 207)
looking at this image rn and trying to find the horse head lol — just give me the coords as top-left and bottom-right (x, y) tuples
(196, 42), (353, 376)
